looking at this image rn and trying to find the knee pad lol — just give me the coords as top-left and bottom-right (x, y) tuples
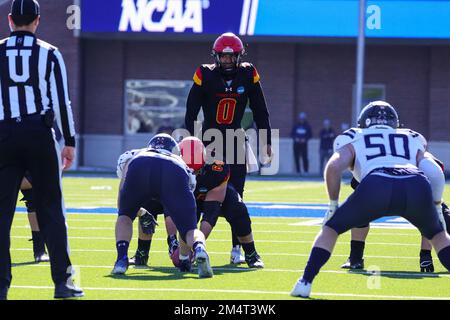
(20, 189), (35, 213)
(225, 202), (252, 237)
(201, 201), (221, 228)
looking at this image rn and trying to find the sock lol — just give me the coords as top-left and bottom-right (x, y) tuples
(167, 234), (178, 247)
(193, 241), (205, 251)
(232, 231), (240, 247)
(302, 247), (331, 284)
(437, 246), (450, 271)
(137, 239), (151, 256)
(349, 240), (365, 262)
(32, 231), (45, 254)
(116, 240), (129, 261)
(420, 249), (432, 259)
(242, 242), (256, 257)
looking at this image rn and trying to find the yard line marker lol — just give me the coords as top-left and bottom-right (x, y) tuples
(9, 285), (450, 300)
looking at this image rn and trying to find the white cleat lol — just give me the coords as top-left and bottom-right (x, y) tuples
(230, 245), (246, 265)
(290, 279), (312, 298)
(195, 247), (213, 278)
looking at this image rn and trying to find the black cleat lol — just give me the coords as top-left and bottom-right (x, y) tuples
(0, 287), (8, 300)
(54, 282), (84, 299)
(245, 252), (265, 269)
(178, 258), (192, 272)
(341, 258), (364, 270)
(129, 251), (149, 268)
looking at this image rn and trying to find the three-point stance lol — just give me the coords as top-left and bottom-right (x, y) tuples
(291, 101), (450, 298)
(111, 134), (213, 278)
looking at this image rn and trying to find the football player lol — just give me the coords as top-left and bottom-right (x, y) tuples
(111, 134), (213, 278)
(341, 149), (449, 272)
(174, 137), (264, 271)
(116, 149), (180, 267)
(19, 174), (49, 262)
(185, 32), (273, 264)
(291, 101), (450, 298)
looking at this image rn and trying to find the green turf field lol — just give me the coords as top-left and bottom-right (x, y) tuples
(8, 177), (450, 300)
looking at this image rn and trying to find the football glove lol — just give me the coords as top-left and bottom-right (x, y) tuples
(323, 200), (338, 226)
(138, 209), (159, 235)
(420, 251), (434, 273)
(187, 168), (197, 192)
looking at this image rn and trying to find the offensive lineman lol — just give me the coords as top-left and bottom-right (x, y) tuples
(291, 101), (450, 298)
(111, 134), (213, 278)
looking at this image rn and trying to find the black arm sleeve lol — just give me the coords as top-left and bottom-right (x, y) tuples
(248, 81), (272, 145)
(185, 83), (203, 136)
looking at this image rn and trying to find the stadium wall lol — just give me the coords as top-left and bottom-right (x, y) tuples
(81, 40), (450, 173)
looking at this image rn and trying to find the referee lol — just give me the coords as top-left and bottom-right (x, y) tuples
(0, 0), (83, 299)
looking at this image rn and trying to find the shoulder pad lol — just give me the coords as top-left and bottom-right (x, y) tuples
(333, 128), (361, 152)
(193, 65), (216, 86)
(116, 148), (144, 179)
(240, 62), (260, 83)
(398, 128), (427, 149)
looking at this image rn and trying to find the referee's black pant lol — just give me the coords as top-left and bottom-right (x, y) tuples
(0, 114), (72, 289)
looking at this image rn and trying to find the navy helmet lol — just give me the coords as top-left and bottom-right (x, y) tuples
(147, 133), (180, 155)
(358, 101), (399, 129)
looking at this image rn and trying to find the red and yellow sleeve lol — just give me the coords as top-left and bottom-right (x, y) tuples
(193, 67), (203, 86)
(253, 67), (260, 84)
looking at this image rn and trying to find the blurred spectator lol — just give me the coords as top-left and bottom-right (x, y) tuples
(157, 119), (175, 135)
(341, 122), (350, 133)
(291, 112), (312, 174)
(319, 119), (336, 174)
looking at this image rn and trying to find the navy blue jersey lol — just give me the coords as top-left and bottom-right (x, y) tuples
(195, 161), (230, 202)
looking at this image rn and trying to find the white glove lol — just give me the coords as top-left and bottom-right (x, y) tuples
(323, 200), (338, 226)
(436, 203), (447, 231)
(187, 168), (197, 192)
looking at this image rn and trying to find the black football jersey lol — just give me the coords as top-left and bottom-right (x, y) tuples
(185, 63), (272, 148)
(194, 161), (230, 202)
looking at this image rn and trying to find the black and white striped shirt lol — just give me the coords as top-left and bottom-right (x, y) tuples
(0, 31), (76, 147)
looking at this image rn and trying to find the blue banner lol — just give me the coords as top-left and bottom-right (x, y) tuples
(81, 0), (450, 39)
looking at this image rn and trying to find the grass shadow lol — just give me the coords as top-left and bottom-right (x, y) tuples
(12, 261), (43, 267)
(348, 269), (445, 279)
(104, 263), (258, 281)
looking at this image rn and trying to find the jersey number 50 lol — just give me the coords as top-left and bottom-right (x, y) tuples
(364, 133), (410, 161)
(216, 98), (237, 125)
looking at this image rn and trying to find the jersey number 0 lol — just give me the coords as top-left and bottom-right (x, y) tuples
(216, 98), (237, 125)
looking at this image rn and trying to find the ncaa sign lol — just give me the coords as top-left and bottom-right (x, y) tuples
(81, 0), (252, 35)
(119, 0), (208, 33)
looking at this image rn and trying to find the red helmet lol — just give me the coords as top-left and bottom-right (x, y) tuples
(212, 33), (245, 74)
(179, 137), (206, 171)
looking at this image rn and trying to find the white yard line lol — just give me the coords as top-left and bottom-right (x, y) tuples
(9, 235), (423, 246)
(9, 247), (420, 260)
(11, 225), (420, 236)
(9, 285), (450, 300)
(10, 263), (450, 278)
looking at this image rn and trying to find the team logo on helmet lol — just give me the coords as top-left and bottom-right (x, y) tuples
(148, 133), (180, 155)
(358, 101), (399, 129)
(178, 136), (206, 171)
